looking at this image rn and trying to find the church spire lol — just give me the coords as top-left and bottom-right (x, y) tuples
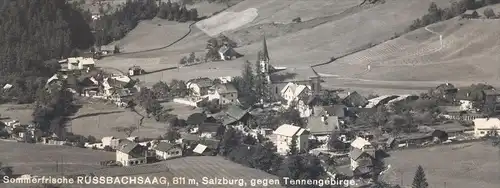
(261, 36), (270, 62)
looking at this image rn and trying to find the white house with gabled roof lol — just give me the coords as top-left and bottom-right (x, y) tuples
(273, 124), (310, 155)
(280, 82), (311, 106)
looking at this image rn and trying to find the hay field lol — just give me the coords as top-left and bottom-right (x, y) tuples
(99, 0), (490, 93)
(320, 17), (500, 83)
(0, 141), (114, 175)
(382, 142), (500, 188)
(195, 8), (258, 37)
(116, 19), (192, 53)
(70, 102), (177, 139)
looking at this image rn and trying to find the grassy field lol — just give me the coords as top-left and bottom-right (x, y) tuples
(382, 142), (500, 188)
(0, 141), (114, 175)
(0, 99), (199, 140)
(98, 0), (482, 94)
(63, 156), (283, 188)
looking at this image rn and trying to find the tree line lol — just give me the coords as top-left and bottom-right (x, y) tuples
(157, 0), (199, 22)
(0, 0), (94, 104)
(407, 0), (500, 32)
(94, 0), (199, 47)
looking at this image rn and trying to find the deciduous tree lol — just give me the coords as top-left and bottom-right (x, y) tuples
(112, 126), (138, 137)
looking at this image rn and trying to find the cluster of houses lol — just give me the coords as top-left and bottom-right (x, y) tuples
(163, 37), (500, 179)
(49, 56), (141, 107)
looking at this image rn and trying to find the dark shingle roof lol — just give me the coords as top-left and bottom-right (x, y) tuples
(187, 113), (207, 125)
(198, 122), (224, 133)
(307, 115), (339, 135)
(343, 91), (368, 107)
(117, 139), (139, 154)
(187, 77), (213, 88)
(222, 105), (249, 125)
(216, 83), (237, 94)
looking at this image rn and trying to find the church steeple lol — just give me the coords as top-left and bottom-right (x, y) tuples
(258, 36), (272, 84)
(260, 36), (270, 62)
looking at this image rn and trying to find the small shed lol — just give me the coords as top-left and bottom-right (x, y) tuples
(462, 10), (479, 19)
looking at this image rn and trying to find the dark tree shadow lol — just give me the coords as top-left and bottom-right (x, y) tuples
(71, 110), (124, 120)
(270, 72), (297, 82)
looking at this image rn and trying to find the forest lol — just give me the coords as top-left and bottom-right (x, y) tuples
(0, 0), (94, 103)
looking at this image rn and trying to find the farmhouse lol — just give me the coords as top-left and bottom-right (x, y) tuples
(306, 115), (340, 136)
(428, 122), (473, 137)
(218, 44), (241, 61)
(116, 139), (147, 166)
(280, 82), (311, 106)
(349, 137), (375, 173)
(128, 66), (145, 76)
(153, 142), (183, 160)
(483, 89), (500, 113)
(431, 83), (458, 100)
(220, 105), (251, 126)
(209, 83), (239, 105)
(341, 91), (368, 108)
(187, 77), (213, 96)
(273, 124), (310, 155)
(472, 118), (500, 138)
(198, 122), (225, 139)
(65, 57), (95, 71)
(101, 136), (119, 149)
(462, 10), (479, 19)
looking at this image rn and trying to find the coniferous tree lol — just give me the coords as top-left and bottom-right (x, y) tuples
(179, 6), (189, 22)
(189, 8), (198, 21)
(288, 136), (298, 155)
(240, 60), (257, 106)
(412, 165), (429, 188)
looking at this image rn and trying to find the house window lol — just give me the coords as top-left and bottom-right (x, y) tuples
(231, 94), (234, 97)
(480, 131), (485, 135)
(231, 99), (234, 102)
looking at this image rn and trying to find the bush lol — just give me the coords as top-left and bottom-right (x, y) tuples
(484, 8), (496, 18)
(292, 17), (301, 23)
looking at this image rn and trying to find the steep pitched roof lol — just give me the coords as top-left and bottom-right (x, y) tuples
(187, 77), (213, 88)
(222, 105), (249, 125)
(274, 124), (308, 137)
(351, 137), (372, 150)
(281, 82), (310, 99)
(117, 139), (140, 154)
(154, 142), (180, 152)
(343, 91), (368, 107)
(306, 116), (340, 135)
(216, 83), (237, 94)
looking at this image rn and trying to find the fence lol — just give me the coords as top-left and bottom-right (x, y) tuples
(391, 138), (487, 152)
